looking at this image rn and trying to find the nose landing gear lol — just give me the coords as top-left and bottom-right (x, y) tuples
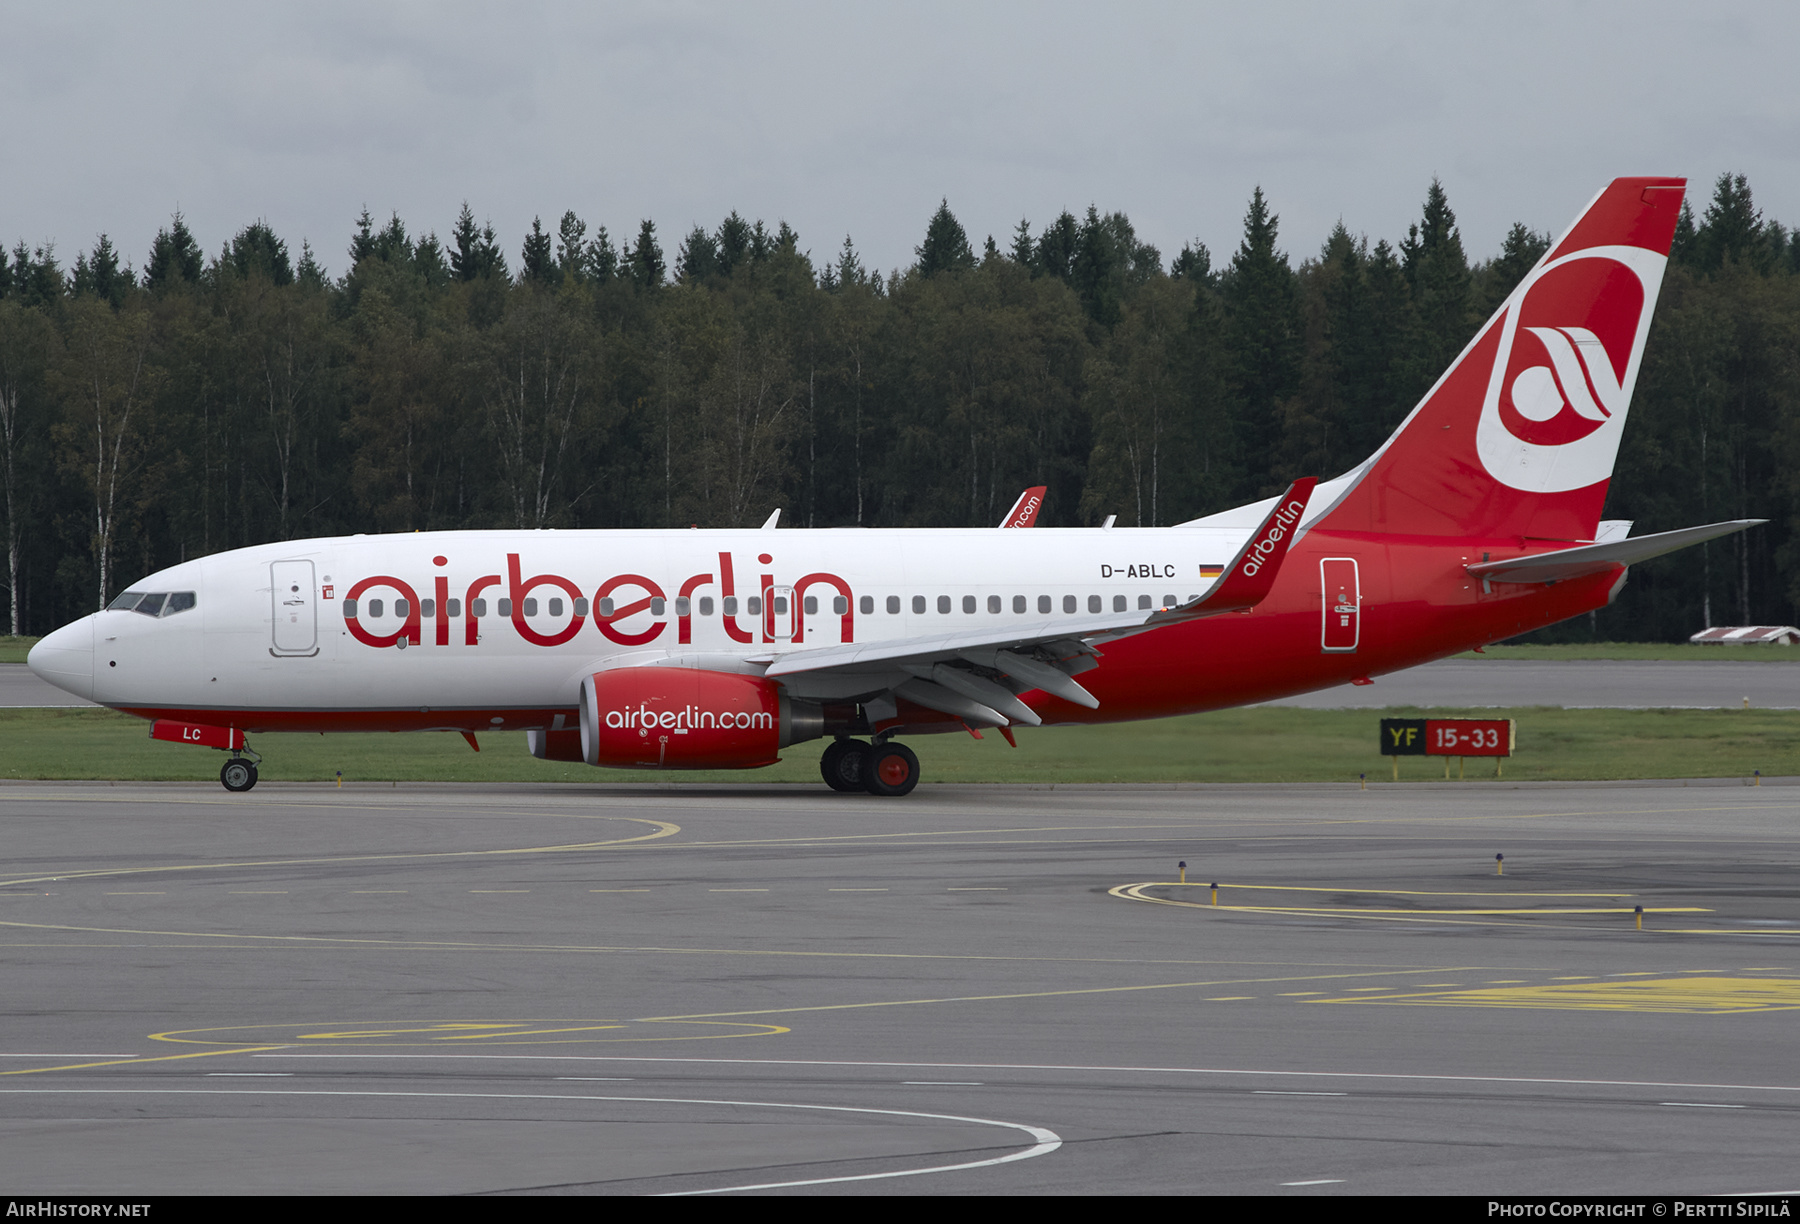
(220, 756), (259, 792)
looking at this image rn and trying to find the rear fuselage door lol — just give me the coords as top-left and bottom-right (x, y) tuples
(1320, 557), (1360, 652)
(271, 559), (318, 656)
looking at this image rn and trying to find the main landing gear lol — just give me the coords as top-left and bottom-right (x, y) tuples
(819, 738), (921, 797)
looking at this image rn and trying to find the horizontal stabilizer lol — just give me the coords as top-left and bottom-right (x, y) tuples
(1466, 519), (1764, 584)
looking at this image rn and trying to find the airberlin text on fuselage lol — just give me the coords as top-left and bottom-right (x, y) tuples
(341, 551), (854, 651)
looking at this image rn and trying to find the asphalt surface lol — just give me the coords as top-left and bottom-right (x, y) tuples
(2, 780), (1798, 1195)
(1263, 659), (1800, 709)
(9, 658), (1800, 711)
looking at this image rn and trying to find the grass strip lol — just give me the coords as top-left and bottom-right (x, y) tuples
(1, 705), (1791, 785)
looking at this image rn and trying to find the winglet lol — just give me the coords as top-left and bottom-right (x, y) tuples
(998, 486), (1047, 528)
(1152, 477), (1316, 622)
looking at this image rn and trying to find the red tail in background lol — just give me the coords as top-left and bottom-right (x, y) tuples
(1319, 177), (1686, 543)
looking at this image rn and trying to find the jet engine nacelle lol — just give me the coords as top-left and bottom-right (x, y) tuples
(577, 667), (827, 769)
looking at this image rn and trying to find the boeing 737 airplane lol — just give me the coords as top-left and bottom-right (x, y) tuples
(27, 177), (1759, 795)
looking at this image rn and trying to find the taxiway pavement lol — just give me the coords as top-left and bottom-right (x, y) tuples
(1, 780), (1797, 1195)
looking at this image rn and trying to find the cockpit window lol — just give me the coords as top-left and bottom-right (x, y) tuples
(107, 590), (197, 618)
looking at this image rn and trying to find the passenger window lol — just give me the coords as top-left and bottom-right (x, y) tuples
(987, 595), (1001, 614)
(367, 599), (384, 618)
(958, 595), (972, 614)
(497, 599), (512, 617)
(343, 598), (358, 617)
(937, 596), (951, 614)
(723, 596), (738, 615)
(675, 597), (690, 617)
(1062, 595), (1076, 614)
(421, 599), (435, 618)
(839, 597), (853, 616)
(1138, 594), (1151, 610)
(1038, 595), (1052, 614)
(699, 596), (714, 616)
(522, 598), (537, 616)
(884, 595), (898, 615)
(650, 597), (665, 616)
(912, 595), (926, 614)
(108, 591), (145, 611)
(470, 598), (486, 618)
(573, 598), (588, 617)
(803, 596), (818, 615)
(1163, 594), (1178, 608)
(1013, 595), (1026, 614)
(772, 596), (786, 615)
(166, 592), (197, 614)
(447, 599), (462, 617)
(548, 598), (564, 617)
(599, 598), (615, 616)
(747, 596), (763, 616)
(1113, 595), (1126, 612)
(1088, 595), (1102, 613)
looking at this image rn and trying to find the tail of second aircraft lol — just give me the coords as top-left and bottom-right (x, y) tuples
(1315, 176), (1687, 543)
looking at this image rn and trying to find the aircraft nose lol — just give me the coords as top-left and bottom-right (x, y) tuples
(27, 616), (96, 701)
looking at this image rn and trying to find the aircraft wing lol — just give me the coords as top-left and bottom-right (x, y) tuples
(763, 479), (1315, 724)
(1466, 519), (1763, 585)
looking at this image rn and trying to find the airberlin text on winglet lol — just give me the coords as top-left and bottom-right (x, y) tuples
(1242, 496), (1309, 578)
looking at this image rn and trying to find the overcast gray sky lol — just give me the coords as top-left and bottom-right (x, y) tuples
(6, 1), (1798, 279)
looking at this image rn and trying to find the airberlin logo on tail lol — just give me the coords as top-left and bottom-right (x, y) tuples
(1241, 497), (1306, 577)
(1475, 245), (1666, 493)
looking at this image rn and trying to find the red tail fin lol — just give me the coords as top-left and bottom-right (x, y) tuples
(998, 486), (1047, 528)
(1318, 178), (1686, 542)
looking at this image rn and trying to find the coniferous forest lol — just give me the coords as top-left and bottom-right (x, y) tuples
(1, 174), (1796, 642)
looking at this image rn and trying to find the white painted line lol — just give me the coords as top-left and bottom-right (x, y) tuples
(205, 1073), (292, 1077)
(1282, 1179), (1345, 1186)
(556, 1077), (633, 1081)
(0, 1054), (136, 1059)
(904, 1081), (983, 1086)
(947, 888), (1007, 892)
(249, 1053), (1800, 1097)
(0, 1088), (1061, 1194)
(1255, 1091), (1346, 1096)
(1660, 1102), (1745, 1108)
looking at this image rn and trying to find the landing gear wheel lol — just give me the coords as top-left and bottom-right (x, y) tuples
(820, 739), (871, 792)
(220, 759), (258, 793)
(863, 742), (920, 797)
